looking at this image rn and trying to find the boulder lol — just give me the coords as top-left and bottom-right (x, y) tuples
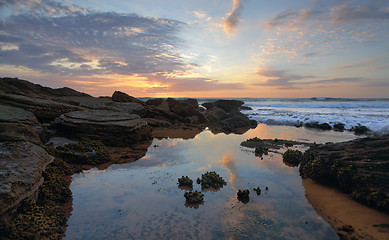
(0, 141), (53, 214)
(55, 110), (152, 147)
(205, 106), (228, 122)
(146, 98), (170, 112)
(300, 135), (389, 212)
(182, 98), (199, 108)
(220, 109), (257, 132)
(166, 98), (207, 124)
(112, 91), (145, 105)
(202, 99), (244, 113)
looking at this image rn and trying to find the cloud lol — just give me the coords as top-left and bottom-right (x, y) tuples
(0, 0), (87, 16)
(223, 0), (244, 34)
(0, 11), (190, 76)
(255, 67), (313, 89)
(265, 1), (389, 28)
(330, 3), (389, 24)
(255, 66), (363, 89)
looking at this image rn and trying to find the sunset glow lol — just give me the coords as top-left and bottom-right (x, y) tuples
(1, 0), (388, 97)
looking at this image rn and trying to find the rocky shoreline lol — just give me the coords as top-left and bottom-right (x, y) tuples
(0, 77), (257, 239)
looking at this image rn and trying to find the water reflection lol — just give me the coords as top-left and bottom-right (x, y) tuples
(65, 124), (356, 239)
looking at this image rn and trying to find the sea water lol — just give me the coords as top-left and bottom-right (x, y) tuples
(198, 98), (389, 133)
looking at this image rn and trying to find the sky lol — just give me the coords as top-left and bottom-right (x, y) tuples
(0, 0), (389, 98)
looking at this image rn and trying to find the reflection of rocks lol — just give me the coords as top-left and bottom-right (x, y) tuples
(55, 110), (152, 146)
(237, 189), (250, 204)
(300, 135), (389, 212)
(282, 149), (303, 167)
(196, 171), (227, 190)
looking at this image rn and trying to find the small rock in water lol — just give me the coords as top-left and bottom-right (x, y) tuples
(253, 187), (261, 195)
(237, 189), (250, 204)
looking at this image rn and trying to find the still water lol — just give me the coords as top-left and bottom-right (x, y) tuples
(64, 124), (357, 240)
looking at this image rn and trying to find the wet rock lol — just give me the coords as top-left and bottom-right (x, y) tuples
(337, 225), (354, 233)
(299, 135), (389, 212)
(255, 146), (268, 156)
(55, 140), (111, 165)
(333, 123), (345, 131)
(282, 149), (303, 167)
(240, 106), (253, 110)
(112, 91), (145, 105)
(184, 190), (204, 204)
(0, 141), (53, 215)
(305, 122), (332, 130)
(205, 106), (228, 122)
(178, 176), (193, 188)
(237, 189), (250, 204)
(241, 137), (311, 151)
(350, 125), (370, 135)
(55, 110), (152, 147)
(253, 187), (261, 195)
(196, 171), (227, 190)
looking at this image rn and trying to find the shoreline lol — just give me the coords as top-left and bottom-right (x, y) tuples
(303, 179), (389, 240)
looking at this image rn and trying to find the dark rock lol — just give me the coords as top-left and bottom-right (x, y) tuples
(241, 137), (311, 150)
(299, 135), (389, 212)
(255, 146), (268, 156)
(202, 99), (244, 113)
(237, 189), (250, 204)
(240, 106), (253, 110)
(0, 141), (53, 215)
(184, 190), (204, 204)
(305, 122), (332, 130)
(182, 98), (199, 108)
(283, 149), (303, 167)
(0, 77), (90, 99)
(178, 176), (193, 188)
(166, 98), (207, 124)
(112, 91), (145, 105)
(205, 106), (228, 122)
(333, 123), (345, 131)
(196, 171), (227, 190)
(351, 125), (370, 135)
(337, 225), (354, 233)
(253, 187), (261, 195)
(55, 110), (152, 147)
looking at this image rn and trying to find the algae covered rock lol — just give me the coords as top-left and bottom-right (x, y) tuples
(55, 140), (111, 165)
(283, 149), (303, 167)
(178, 176), (193, 188)
(184, 190), (204, 204)
(253, 187), (261, 195)
(237, 189), (250, 204)
(255, 146), (268, 156)
(196, 171), (227, 190)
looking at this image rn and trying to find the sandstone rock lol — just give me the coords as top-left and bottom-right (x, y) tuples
(112, 91), (145, 105)
(0, 77), (90, 99)
(166, 98), (207, 124)
(0, 93), (82, 122)
(182, 98), (199, 108)
(202, 99), (244, 113)
(300, 135), (389, 212)
(146, 98), (170, 112)
(0, 141), (53, 214)
(0, 104), (38, 125)
(55, 110), (152, 146)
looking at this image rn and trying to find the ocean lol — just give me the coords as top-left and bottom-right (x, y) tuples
(198, 98), (389, 133)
